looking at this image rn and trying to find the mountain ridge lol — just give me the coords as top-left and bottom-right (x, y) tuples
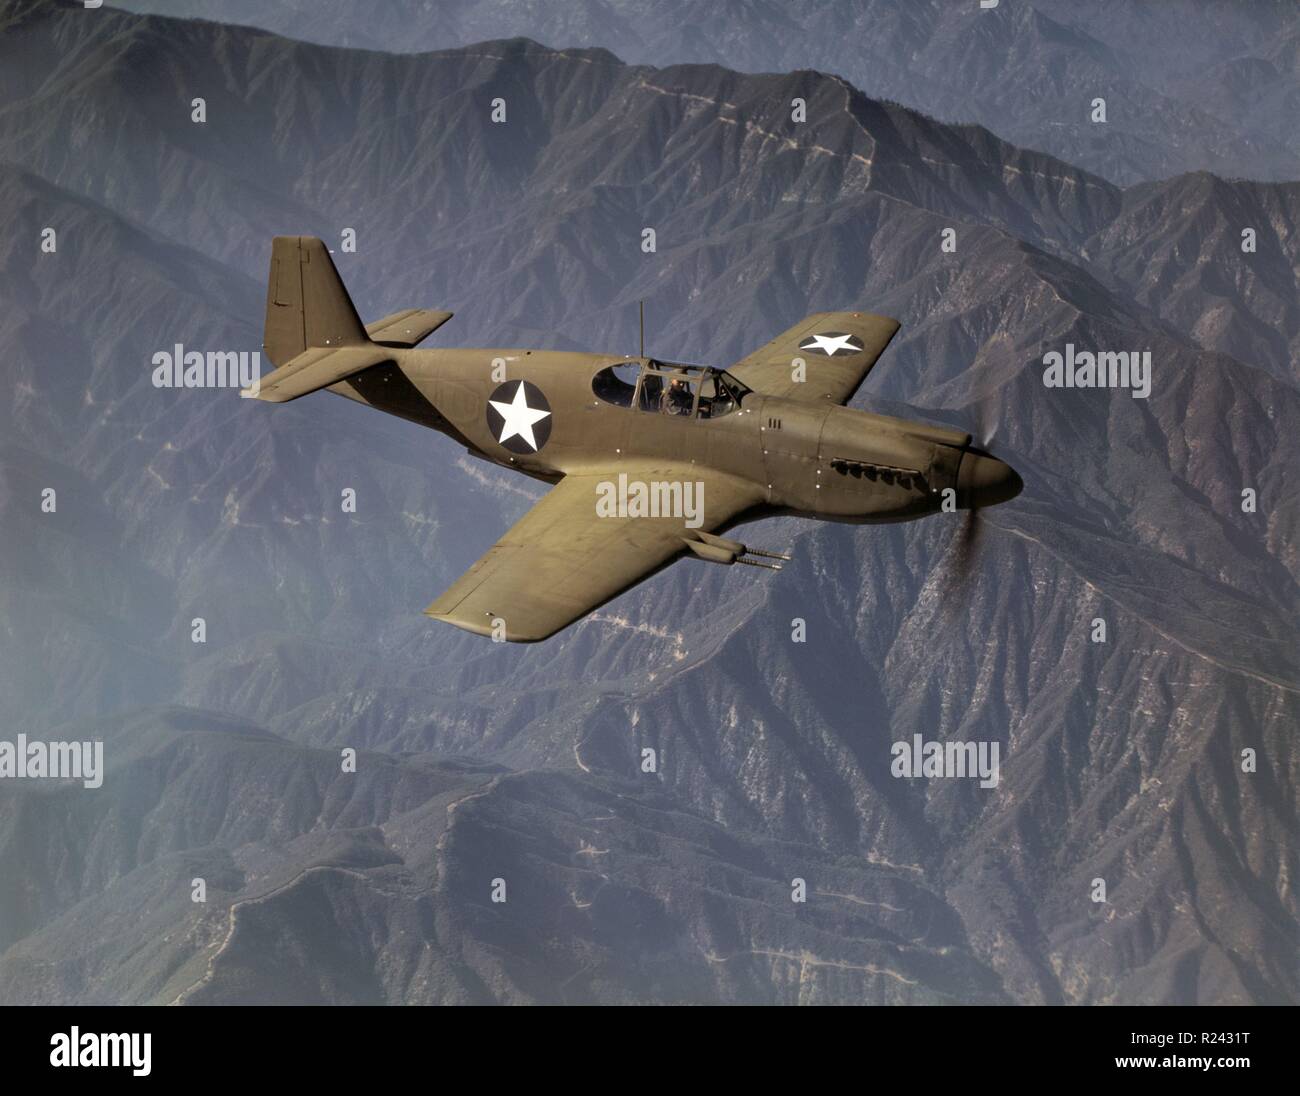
(109, 0), (1300, 186)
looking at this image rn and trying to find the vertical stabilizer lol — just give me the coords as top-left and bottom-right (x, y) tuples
(263, 236), (368, 367)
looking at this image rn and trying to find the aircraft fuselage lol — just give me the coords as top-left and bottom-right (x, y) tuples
(328, 348), (1021, 527)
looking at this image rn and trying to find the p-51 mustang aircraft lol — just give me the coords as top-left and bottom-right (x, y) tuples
(249, 237), (1021, 641)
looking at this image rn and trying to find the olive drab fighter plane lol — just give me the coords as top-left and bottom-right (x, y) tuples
(248, 237), (1023, 642)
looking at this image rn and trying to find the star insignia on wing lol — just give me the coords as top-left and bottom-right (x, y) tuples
(799, 332), (864, 357)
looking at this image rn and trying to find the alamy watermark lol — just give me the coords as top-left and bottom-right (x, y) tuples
(891, 733), (1000, 788)
(1042, 344), (1151, 399)
(152, 344), (261, 395)
(595, 473), (704, 528)
(0, 734), (103, 788)
(50, 1028), (150, 1076)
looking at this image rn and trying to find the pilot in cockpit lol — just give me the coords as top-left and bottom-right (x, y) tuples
(661, 377), (693, 415)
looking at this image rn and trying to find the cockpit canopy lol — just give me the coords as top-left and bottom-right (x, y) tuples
(592, 359), (751, 419)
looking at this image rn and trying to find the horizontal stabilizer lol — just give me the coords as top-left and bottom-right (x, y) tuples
(245, 344), (391, 403)
(366, 308), (453, 347)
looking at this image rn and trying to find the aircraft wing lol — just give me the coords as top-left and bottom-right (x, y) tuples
(726, 311), (900, 405)
(425, 465), (765, 641)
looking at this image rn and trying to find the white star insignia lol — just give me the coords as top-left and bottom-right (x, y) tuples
(489, 381), (551, 451)
(800, 332), (862, 356)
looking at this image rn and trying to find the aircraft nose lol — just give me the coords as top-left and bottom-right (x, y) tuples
(956, 450), (1022, 508)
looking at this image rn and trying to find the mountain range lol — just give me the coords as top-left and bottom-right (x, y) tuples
(0, 0), (1295, 1004)
(114, 0), (1300, 186)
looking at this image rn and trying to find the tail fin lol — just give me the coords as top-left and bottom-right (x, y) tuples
(251, 236), (453, 403)
(263, 236), (367, 367)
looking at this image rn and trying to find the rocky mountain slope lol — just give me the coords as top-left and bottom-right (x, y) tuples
(0, 0), (1295, 1004)
(113, 0), (1300, 186)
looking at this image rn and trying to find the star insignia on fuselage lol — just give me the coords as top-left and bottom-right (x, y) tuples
(486, 379), (553, 454)
(799, 331), (864, 357)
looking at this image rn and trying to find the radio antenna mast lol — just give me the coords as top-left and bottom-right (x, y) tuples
(639, 300), (645, 359)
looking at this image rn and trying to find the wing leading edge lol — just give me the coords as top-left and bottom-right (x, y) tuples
(727, 311), (900, 405)
(425, 466), (764, 642)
